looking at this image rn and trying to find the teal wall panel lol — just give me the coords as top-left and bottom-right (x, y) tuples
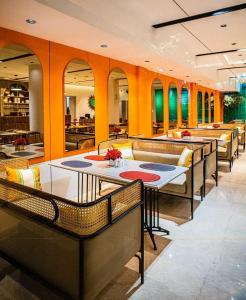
(155, 89), (163, 122)
(181, 88), (188, 122)
(169, 87), (177, 122)
(205, 94), (209, 123)
(197, 91), (203, 123)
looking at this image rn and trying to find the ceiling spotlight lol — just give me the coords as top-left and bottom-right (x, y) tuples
(26, 18), (37, 25)
(220, 24), (227, 28)
(169, 69), (173, 71)
(231, 42), (237, 46)
(100, 44), (108, 48)
(30, 61), (34, 64)
(144, 60), (150, 63)
(186, 75), (190, 78)
(14, 74), (18, 77)
(238, 54), (243, 57)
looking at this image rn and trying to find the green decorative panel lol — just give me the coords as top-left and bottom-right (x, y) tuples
(211, 95), (214, 123)
(169, 87), (177, 122)
(224, 84), (246, 123)
(205, 94), (209, 123)
(197, 91), (203, 123)
(181, 88), (188, 122)
(155, 89), (164, 122)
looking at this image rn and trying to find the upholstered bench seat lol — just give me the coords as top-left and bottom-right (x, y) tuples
(162, 173), (187, 194)
(133, 150), (180, 165)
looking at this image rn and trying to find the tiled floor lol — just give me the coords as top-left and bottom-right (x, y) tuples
(0, 152), (246, 299)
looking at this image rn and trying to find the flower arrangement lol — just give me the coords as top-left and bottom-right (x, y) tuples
(113, 127), (121, 134)
(105, 148), (122, 161)
(181, 130), (191, 138)
(213, 123), (220, 128)
(12, 138), (27, 146)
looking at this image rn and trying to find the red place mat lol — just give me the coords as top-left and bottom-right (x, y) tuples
(84, 155), (105, 161)
(119, 171), (160, 182)
(35, 148), (44, 152)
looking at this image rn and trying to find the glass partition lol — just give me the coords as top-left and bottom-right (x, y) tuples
(205, 92), (209, 123)
(169, 84), (177, 129)
(108, 68), (128, 139)
(152, 78), (164, 134)
(64, 59), (95, 152)
(181, 87), (188, 128)
(197, 91), (203, 124)
(0, 44), (44, 159)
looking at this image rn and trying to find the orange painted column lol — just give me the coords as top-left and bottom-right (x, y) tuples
(202, 92), (205, 123)
(189, 83), (198, 127)
(214, 90), (221, 123)
(163, 81), (169, 132)
(137, 67), (152, 137)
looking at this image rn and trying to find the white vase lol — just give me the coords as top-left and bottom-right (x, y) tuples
(109, 158), (120, 167)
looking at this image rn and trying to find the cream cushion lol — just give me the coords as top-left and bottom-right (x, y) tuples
(178, 148), (193, 167)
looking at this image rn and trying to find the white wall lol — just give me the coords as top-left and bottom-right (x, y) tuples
(65, 84), (95, 119)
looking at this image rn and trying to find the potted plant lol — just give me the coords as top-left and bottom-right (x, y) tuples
(105, 148), (122, 167)
(13, 137), (27, 151)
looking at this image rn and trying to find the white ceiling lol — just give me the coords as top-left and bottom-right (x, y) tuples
(0, 0), (245, 91)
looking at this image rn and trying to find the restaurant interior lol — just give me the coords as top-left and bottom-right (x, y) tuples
(0, 0), (246, 299)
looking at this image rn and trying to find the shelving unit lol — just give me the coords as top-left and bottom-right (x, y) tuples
(1, 88), (29, 116)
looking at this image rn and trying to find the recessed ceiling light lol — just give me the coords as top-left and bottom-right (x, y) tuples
(231, 42), (237, 46)
(30, 61), (34, 64)
(238, 54), (243, 57)
(0, 61), (2, 63)
(26, 19), (37, 25)
(3, 66), (7, 69)
(14, 74), (18, 77)
(158, 68), (164, 72)
(220, 24), (227, 28)
(186, 76), (190, 78)
(100, 44), (108, 48)
(169, 69), (173, 71)
(144, 60), (150, 63)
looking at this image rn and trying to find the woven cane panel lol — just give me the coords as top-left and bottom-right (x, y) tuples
(111, 181), (141, 219)
(0, 182), (56, 221)
(133, 140), (184, 155)
(0, 182), (31, 202)
(0, 158), (29, 178)
(14, 197), (56, 221)
(193, 149), (202, 165)
(58, 200), (108, 235)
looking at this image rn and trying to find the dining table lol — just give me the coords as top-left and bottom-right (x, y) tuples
(49, 155), (188, 250)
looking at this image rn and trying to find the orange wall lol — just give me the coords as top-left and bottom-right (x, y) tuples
(0, 27), (221, 161)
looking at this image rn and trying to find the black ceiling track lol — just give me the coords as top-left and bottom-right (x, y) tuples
(217, 66), (246, 71)
(0, 53), (34, 62)
(153, 3), (246, 28)
(67, 68), (91, 74)
(196, 49), (240, 57)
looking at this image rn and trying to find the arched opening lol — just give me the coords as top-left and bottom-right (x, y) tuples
(181, 86), (189, 128)
(108, 68), (128, 138)
(210, 92), (214, 123)
(64, 59), (95, 152)
(0, 44), (44, 158)
(197, 91), (203, 124)
(151, 78), (164, 134)
(205, 92), (209, 123)
(169, 83), (178, 129)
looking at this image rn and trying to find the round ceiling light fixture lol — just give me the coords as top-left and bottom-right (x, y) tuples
(169, 69), (173, 72)
(231, 42), (237, 46)
(144, 60), (150, 63)
(220, 24), (227, 28)
(26, 18), (37, 25)
(186, 75), (190, 78)
(100, 44), (108, 48)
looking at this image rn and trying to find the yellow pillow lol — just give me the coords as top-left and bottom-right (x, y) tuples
(178, 148), (193, 167)
(173, 131), (182, 139)
(111, 142), (134, 159)
(220, 134), (230, 148)
(6, 166), (42, 190)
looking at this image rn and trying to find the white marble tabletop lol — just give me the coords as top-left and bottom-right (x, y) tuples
(49, 154), (188, 189)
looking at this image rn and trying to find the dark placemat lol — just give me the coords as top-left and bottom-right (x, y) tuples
(11, 151), (36, 157)
(61, 160), (92, 168)
(119, 171), (160, 182)
(139, 163), (176, 172)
